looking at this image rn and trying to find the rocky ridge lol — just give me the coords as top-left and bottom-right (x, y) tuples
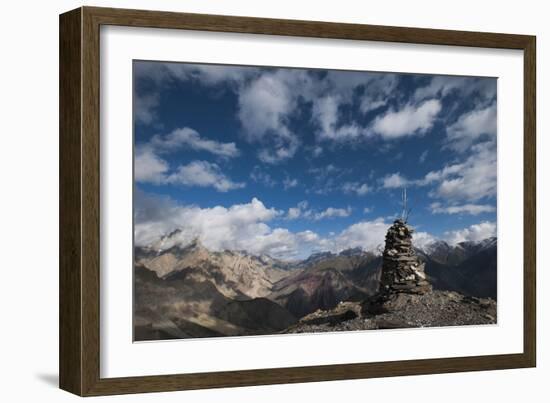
(284, 219), (497, 334)
(135, 224), (498, 340)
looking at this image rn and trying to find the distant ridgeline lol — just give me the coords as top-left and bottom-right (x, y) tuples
(134, 219), (497, 340)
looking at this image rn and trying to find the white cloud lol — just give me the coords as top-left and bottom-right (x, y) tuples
(414, 76), (496, 103)
(165, 160), (245, 192)
(250, 166), (276, 187)
(312, 145), (323, 157)
(286, 207), (302, 220)
(310, 73), (401, 142)
(444, 221), (496, 245)
(312, 95), (338, 136)
(419, 150), (428, 163)
(134, 128), (244, 192)
(285, 201), (311, 220)
(257, 141), (299, 164)
(314, 207), (352, 220)
(238, 70), (310, 163)
(381, 173), (410, 189)
(412, 231), (437, 251)
(430, 202), (495, 215)
(135, 192), (448, 260)
(373, 142), (496, 202)
(238, 73), (293, 139)
(134, 147), (169, 184)
(135, 193), (331, 259)
(446, 102), (497, 152)
(137, 61), (258, 87)
(363, 207), (372, 214)
(150, 127), (240, 158)
(283, 177), (299, 190)
(312, 95), (363, 141)
(135, 151), (245, 192)
(286, 201), (351, 221)
(377, 140), (496, 203)
(134, 93), (159, 125)
(370, 99), (442, 139)
(342, 182), (370, 195)
(414, 76), (468, 102)
(324, 70), (370, 96)
(429, 141), (496, 201)
(360, 74), (398, 113)
(309, 164), (340, 178)
(135, 195), (283, 253)
(332, 218), (388, 252)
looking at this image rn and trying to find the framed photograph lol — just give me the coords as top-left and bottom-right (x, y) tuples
(59, 6), (536, 396)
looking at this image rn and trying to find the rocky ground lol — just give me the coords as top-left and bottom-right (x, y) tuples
(283, 290), (496, 334)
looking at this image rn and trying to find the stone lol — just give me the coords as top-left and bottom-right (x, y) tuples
(378, 219), (432, 298)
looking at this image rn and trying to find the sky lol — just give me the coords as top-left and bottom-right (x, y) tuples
(133, 60), (497, 260)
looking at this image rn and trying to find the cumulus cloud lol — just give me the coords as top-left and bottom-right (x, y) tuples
(134, 128), (244, 192)
(286, 207), (302, 220)
(134, 93), (159, 125)
(135, 194), (282, 254)
(414, 76), (468, 102)
(332, 218), (388, 252)
(314, 207), (352, 220)
(383, 141), (497, 202)
(150, 127), (240, 158)
(134, 147), (169, 184)
(430, 202), (496, 215)
(238, 73), (293, 139)
(312, 95), (363, 141)
(310, 73), (399, 142)
(444, 221), (497, 245)
(165, 161), (245, 192)
(370, 99), (442, 139)
(414, 76), (496, 103)
(250, 166), (277, 187)
(283, 177), (299, 190)
(135, 148), (245, 192)
(285, 201), (351, 221)
(428, 141), (496, 201)
(412, 231), (437, 251)
(136, 62), (496, 168)
(342, 182), (370, 195)
(135, 192), (356, 259)
(446, 102), (497, 152)
(380, 173), (410, 189)
(137, 191), (489, 260)
(360, 74), (399, 113)
(285, 201), (310, 220)
(238, 70), (313, 163)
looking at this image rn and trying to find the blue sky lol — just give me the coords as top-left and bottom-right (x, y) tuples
(133, 61), (497, 260)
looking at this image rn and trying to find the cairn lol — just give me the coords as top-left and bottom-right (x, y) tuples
(379, 219), (432, 295)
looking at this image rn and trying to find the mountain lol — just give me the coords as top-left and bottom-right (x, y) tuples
(134, 231), (497, 340)
(268, 249), (381, 318)
(134, 264), (296, 340)
(418, 237), (497, 299)
(135, 237), (289, 299)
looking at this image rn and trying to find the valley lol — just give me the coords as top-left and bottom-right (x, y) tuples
(134, 231), (497, 341)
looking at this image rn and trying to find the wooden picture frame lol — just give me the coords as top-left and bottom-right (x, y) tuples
(59, 6), (536, 396)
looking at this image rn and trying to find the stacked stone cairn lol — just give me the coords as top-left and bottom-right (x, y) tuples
(380, 219), (432, 295)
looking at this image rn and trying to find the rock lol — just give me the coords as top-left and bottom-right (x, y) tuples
(379, 219), (432, 297)
(281, 218), (497, 335)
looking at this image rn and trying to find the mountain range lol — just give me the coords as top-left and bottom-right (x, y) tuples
(134, 231), (496, 340)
